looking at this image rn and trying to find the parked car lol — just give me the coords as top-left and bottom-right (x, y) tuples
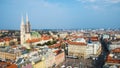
(66, 55), (78, 59)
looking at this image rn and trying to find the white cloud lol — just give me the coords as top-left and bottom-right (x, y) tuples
(92, 5), (99, 10)
(76, 0), (120, 11)
(105, 0), (120, 3)
(42, 1), (59, 8)
(84, 5), (102, 11)
(89, 0), (96, 2)
(76, 0), (96, 3)
(76, 0), (120, 4)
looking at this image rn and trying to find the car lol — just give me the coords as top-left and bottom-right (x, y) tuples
(66, 55), (73, 58)
(66, 55), (78, 59)
(61, 65), (65, 68)
(72, 56), (79, 59)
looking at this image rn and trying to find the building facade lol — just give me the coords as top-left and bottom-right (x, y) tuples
(68, 41), (87, 58)
(0, 51), (21, 60)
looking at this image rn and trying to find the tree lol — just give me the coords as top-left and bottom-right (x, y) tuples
(37, 43), (43, 46)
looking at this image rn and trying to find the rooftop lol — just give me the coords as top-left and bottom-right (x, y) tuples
(0, 62), (17, 68)
(67, 40), (87, 46)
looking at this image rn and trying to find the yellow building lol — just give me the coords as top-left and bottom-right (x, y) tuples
(96, 46), (101, 56)
(68, 42), (87, 58)
(0, 51), (21, 60)
(32, 57), (46, 68)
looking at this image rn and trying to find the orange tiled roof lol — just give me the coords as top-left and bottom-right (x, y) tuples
(0, 37), (16, 42)
(0, 62), (17, 68)
(112, 48), (120, 53)
(7, 64), (17, 68)
(41, 35), (52, 40)
(106, 55), (120, 63)
(91, 37), (99, 41)
(4, 37), (12, 41)
(11, 45), (18, 48)
(53, 49), (61, 55)
(106, 48), (120, 63)
(0, 39), (4, 42)
(72, 36), (84, 38)
(26, 38), (41, 43)
(49, 43), (61, 48)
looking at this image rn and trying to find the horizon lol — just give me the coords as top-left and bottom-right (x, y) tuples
(0, 28), (120, 31)
(0, 0), (120, 29)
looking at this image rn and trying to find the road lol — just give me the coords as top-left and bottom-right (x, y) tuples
(56, 57), (94, 68)
(94, 39), (110, 68)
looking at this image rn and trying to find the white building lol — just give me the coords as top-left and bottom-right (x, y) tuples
(86, 42), (101, 58)
(68, 38), (101, 58)
(68, 38), (87, 58)
(109, 41), (120, 50)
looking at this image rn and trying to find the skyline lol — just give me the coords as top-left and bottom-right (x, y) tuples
(0, 0), (120, 30)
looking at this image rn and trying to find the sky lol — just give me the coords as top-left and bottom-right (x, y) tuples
(0, 0), (120, 30)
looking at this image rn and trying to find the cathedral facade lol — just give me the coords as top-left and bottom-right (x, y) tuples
(20, 14), (41, 46)
(20, 14), (31, 45)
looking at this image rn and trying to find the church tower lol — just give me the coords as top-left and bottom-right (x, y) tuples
(20, 16), (26, 45)
(20, 14), (31, 45)
(26, 14), (31, 33)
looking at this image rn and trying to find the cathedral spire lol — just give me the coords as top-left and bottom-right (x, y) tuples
(26, 13), (31, 33)
(26, 13), (29, 22)
(20, 15), (26, 45)
(21, 16), (24, 25)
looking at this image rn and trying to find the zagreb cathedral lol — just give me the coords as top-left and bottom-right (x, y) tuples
(20, 14), (31, 45)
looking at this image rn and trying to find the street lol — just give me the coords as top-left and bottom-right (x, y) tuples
(56, 57), (94, 68)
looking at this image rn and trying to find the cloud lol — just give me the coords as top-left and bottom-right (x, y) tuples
(41, 1), (60, 8)
(76, 0), (96, 3)
(92, 5), (100, 10)
(76, 0), (120, 3)
(84, 5), (102, 11)
(89, 0), (96, 2)
(76, 0), (120, 10)
(105, 0), (120, 3)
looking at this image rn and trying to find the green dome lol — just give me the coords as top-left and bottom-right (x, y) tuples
(30, 31), (41, 37)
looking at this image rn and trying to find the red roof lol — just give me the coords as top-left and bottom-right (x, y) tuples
(41, 35), (52, 40)
(53, 49), (61, 55)
(91, 37), (98, 41)
(0, 37), (11, 42)
(11, 45), (17, 48)
(0, 39), (4, 42)
(0, 62), (17, 68)
(26, 38), (41, 43)
(7, 64), (17, 68)
(4, 37), (11, 41)
(106, 54), (120, 63)
(49, 43), (61, 48)
(72, 36), (84, 38)
(106, 48), (120, 63)
(112, 48), (120, 53)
